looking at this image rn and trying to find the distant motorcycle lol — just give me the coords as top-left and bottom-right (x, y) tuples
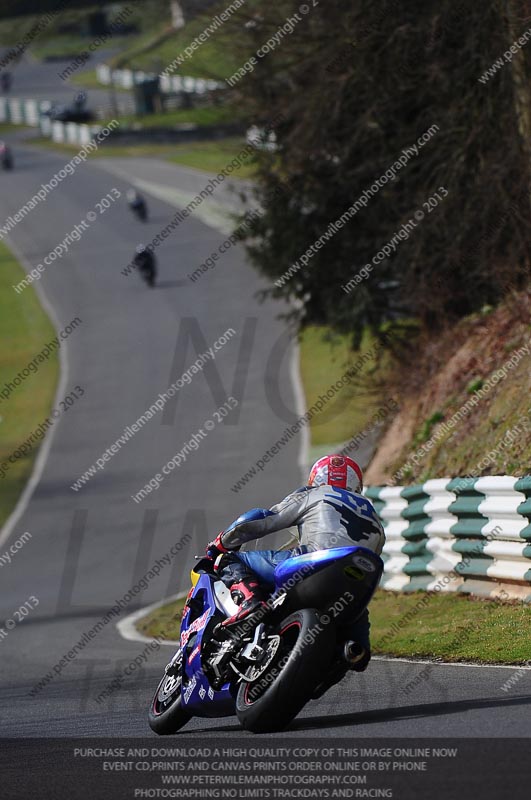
(133, 245), (156, 287)
(42, 92), (94, 123)
(0, 142), (13, 170)
(127, 189), (148, 222)
(0, 71), (12, 94)
(148, 510), (384, 735)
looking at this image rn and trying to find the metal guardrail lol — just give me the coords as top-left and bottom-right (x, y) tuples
(366, 476), (531, 601)
(0, 97), (51, 127)
(0, 97), (105, 146)
(0, 97), (135, 131)
(0, 94), (244, 146)
(96, 63), (224, 94)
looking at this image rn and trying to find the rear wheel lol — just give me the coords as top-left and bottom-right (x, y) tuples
(148, 655), (191, 735)
(236, 608), (334, 733)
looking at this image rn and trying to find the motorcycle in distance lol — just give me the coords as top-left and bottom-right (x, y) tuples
(0, 141), (13, 170)
(133, 245), (156, 287)
(1, 71), (12, 94)
(148, 509), (384, 734)
(127, 189), (148, 222)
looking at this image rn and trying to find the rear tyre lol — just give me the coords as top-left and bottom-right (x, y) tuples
(148, 660), (191, 735)
(236, 608), (334, 733)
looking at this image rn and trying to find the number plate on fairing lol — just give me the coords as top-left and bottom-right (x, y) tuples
(352, 554), (376, 572)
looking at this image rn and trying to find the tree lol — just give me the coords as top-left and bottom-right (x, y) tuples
(227, 0), (531, 345)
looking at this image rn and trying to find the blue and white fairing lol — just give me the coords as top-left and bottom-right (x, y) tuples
(175, 571), (237, 717)
(273, 545), (384, 613)
(274, 545), (366, 588)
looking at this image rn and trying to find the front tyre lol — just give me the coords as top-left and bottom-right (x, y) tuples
(148, 660), (191, 735)
(236, 608), (334, 733)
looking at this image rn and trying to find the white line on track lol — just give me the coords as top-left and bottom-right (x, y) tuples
(96, 163), (237, 235)
(117, 598), (531, 670)
(372, 655), (531, 670)
(0, 238), (70, 550)
(290, 337), (310, 484)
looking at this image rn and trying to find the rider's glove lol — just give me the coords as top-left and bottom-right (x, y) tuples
(205, 532), (234, 561)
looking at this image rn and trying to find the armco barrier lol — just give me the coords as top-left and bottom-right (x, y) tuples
(0, 97), (51, 127)
(96, 63), (223, 94)
(0, 94), (234, 146)
(0, 94), (110, 145)
(366, 475), (531, 601)
(0, 97), (93, 143)
(49, 120), (102, 146)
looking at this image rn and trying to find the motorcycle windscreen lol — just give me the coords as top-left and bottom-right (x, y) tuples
(274, 546), (383, 620)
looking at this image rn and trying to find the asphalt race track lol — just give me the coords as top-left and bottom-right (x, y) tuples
(0, 133), (529, 744)
(2, 46), (125, 108)
(0, 133), (303, 734)
(0, 41), (530, 752)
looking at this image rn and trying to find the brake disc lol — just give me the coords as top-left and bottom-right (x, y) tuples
(242, 635), (281, 682)
(158, 673), (181, 703)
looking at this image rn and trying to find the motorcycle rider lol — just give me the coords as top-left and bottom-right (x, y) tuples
(0, 140), (13, 170)
(73, 89), (87, 110)
(1, 71), (12, 93)
(132, 244), (156, 286)
(127, 188), (147, 220)
(206, 454), (385, 671)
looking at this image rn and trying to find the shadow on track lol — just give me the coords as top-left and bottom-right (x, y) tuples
(154, 280), (190, 288)
(178, 694), (531, 735)
(288, 693), (531, 732)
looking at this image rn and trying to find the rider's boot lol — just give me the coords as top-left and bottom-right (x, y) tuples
(221, 578), (268, 629)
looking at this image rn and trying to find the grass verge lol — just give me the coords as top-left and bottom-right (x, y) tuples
(299, 326), (393, 451)
(109, 7), (242, 78)
(165, 137), (255, 176)
(370, 590), (530, 664)
(0, 123), (30, 133)
(71, 69), (131, 93)
(136, 597), (186, 640)
(31, 35), (132, 61)
(29, 135), (256, 177)
(100, 105), (245, 129)
(136, 590), (530, 664)
(0, 242), (58, 528)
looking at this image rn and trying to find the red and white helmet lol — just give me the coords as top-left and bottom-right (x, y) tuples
(308, 454), (363, 493)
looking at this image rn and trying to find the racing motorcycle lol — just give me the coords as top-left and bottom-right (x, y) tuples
(0, 142), (13, 170)
(148, 511), (383, 734)
(127, 190), (148, 222)
(132, 246), (156, 287)
(1, 71), (12, 94)
(139, 260), (156, 287)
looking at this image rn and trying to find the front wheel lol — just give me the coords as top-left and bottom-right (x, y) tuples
(148, 657), (191, 735)
(236, 608), (334, 733)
